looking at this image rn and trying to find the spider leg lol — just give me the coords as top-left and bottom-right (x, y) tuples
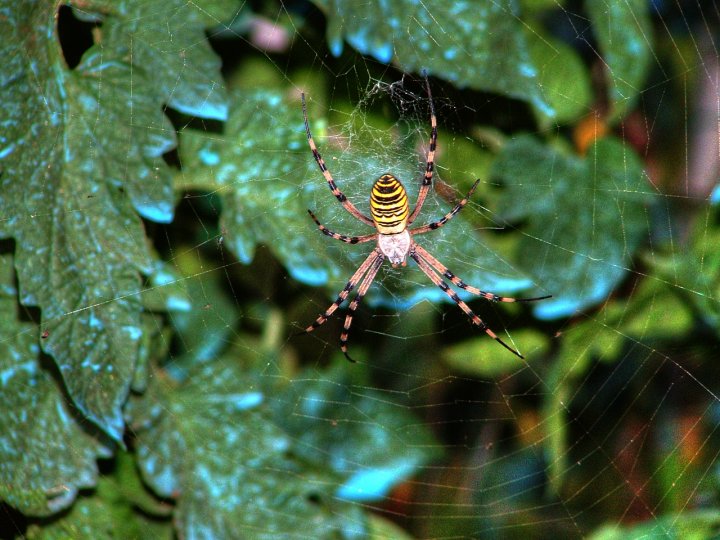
(412, 243), (552, 303)
(308, 210), (378, 244)
(410, 250), (526, 359)
(340, 254), (385, 362)
(410, 179), (480, 236)
(304, 249), (382, 333)
(301, 93), (375, 227)
(408, 72), (437, 224)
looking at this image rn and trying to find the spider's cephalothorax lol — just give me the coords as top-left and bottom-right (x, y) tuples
(301, 74), (551, 361)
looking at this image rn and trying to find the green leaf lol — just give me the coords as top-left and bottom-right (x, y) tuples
(526, 27), (592, 125)
(111, 450), (173, 520)
(588, 510), (720, 540)
(178, 89), (323, 282)
(646, 207), (720, 334)
(541, 316), (623, 494)
(0, 1), (233, 440)
(492, 135), (651, 319)
(127, 358), (368, 539)
(79, 0), (235, 121)
(0, 254), (111, 517)
(0, 4), (146, 439)
(132, 312), (172, 394)
(268, 361), (440, 501)
(25, 455), (172, 540)
(520, 0), (568, 13)
(368, 514), (415, 540)
(604, 277), (693, 340)
(164, 250), (240, 375)
(314, 0), (554, 117)
(444, 328), (549, 377)
(585, 0), (653, 121)
(141, 259), (192, 314)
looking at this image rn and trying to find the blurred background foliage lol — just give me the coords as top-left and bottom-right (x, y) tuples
(1, 0), (720, 538)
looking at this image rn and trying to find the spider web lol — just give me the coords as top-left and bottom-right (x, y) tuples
(1, 0), (720, 538)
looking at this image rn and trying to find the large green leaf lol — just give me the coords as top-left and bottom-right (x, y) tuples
(177, 89), (323, 282)
(0, 1), (231, 440)
(85, 0), (235, 121)
(444, 327), (550, 376)
(268, 361), (440, 501)
(25, 452), (172, 539)
(588, 510), (720, 540)
(646, 207), (720, 335)
(492, 135), (652, 318)
(585, 0), (652, 121)
(313, 0), (553, 118)
(163, 250), (240, 376)
(127, 358), (368, 539)
(525, 27), (592, 125)
(1, 3), (147, 440)
(0, 255), (112, 517)
(130, 247), (437, 530)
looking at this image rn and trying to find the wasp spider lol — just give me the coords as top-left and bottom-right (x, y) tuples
(302, 76), (550, 362)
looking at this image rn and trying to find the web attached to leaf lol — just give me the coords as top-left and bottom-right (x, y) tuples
(2, 0), (720, 538)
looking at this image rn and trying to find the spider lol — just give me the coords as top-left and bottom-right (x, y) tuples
(301, 75), (550, 362)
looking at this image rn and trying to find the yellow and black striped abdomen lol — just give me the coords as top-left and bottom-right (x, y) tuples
(370, 174), (410, 234)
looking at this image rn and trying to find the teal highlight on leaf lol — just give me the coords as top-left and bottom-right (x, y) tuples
(518, 62), (537, 78)
(535, 297), (582, 319)
(329, 36), (344, 57)
(368, 274), (534, 310)
(134, 200), (174, 224)
(534, 279), (614, 319)
(289, 266), (329, 287)
(166, 295), (192, 312)
(199, 147), (221, 166)
(123, 325), (143, 341)
(337, 460), (417, 501)
(0, 143), (15, 159)
(229, 391), (264, 411)
(87, 312), (105, 330)
(152, 268), (175, 285)
(78, 94), (98, 112)
(140, 453), (176, 496)
(710, 183), (720, 205)
(345, 30), (393, 63)
(81, 357), (105, 372)
(0, 360), (35, 386)
(173, 100), (228, 122)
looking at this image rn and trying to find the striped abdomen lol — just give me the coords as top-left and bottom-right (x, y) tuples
(370, 174), (409, 234)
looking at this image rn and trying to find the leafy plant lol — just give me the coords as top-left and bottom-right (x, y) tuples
(2, 0), (717, 538)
